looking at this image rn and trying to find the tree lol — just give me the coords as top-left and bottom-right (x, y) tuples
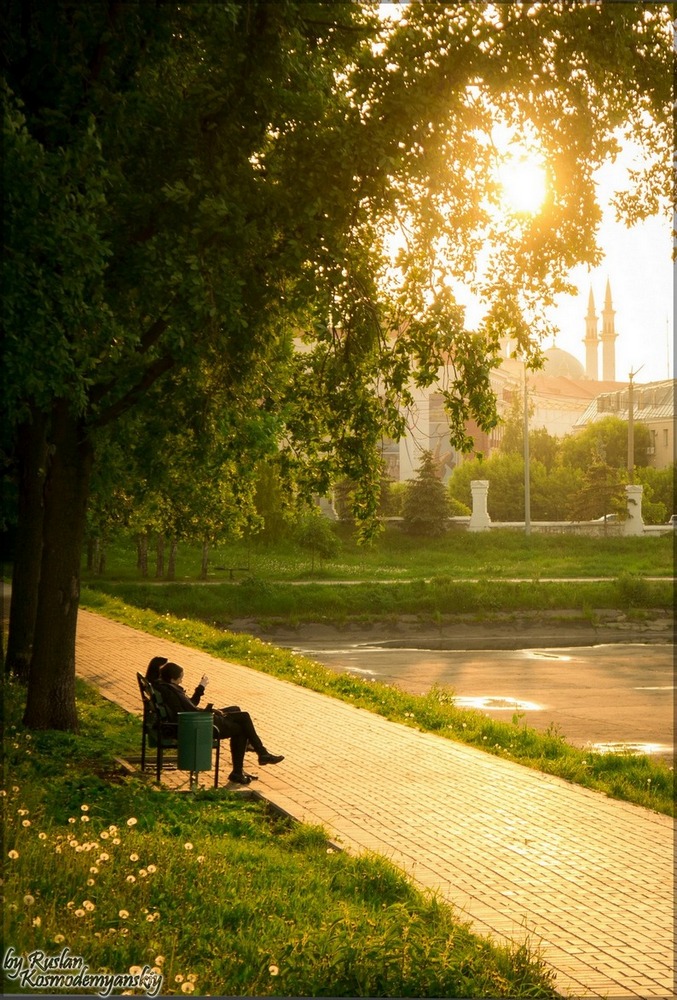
(568, 458), (626, 523)
(559, 417), (651, 471)
(3, 3), (671, 728)
(294, 508), (341, 573)
(402, 451), (450, 536)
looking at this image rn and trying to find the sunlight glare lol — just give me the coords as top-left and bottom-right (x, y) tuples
(498, 156), (547, 215)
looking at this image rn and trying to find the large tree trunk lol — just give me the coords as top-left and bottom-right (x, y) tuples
(166, 538), (177, 581)
(200, 538), (209, 581)
(23, 401), (93, 730)
(5, 410), (49, 683)
(155, 536), (165, 578)
(137, 533), (148, 578)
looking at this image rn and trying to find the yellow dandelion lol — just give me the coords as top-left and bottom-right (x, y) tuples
(12, 786), (20, 793)
(154, 956), (165, 966)
(269, 965), (279, 976)
(98, 853), (110, 862)
(0, 790), (6, 797)
(22, 819), (31, 827)
(53, 935), (65, 944)
(100, 831), (109, 840)
(23, 894), (35, 906)
(152, 912), (160, 921)
(196, 855), (205, 863)
(32, 916), (42, 928)
(184, 842), (193, 851)
(126, 875), (136, 883)
(129, 853), (139, 862)
(112, 837), (121, 845)
(181, 983), (195, 994)
(81, 804), (89, 812)
(17, 808), (29, 816)
(80, 815), (90, 823)
(38, 832), (47, 840)
(187, 974), (197, 983)
(146, 914), (154, 922)
(146, 864), (157, 873)
(126, 817), (137, 827)
(83, 900), (95, 911)
(108, 824), (118, 833)
(119, 928), (129, 936)
(66, 901), (75, 909)
(68, 817), (76, 824)
(174, 974), (184, 983)
(8, 850), (19, 860)
(151, 966), (162, 975)
(139, 869), (148, 878)
(74, 908), (86, 918)
(90, 866), (99, 874)
(86, 879), (95, 886)
(69, 840), (79, 848)
(118, 910), (129, 919)
(129, 966), (142, 976)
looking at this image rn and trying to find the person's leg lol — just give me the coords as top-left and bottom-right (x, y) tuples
(228, 711), (284, 765)
(215, 716), (251, 782)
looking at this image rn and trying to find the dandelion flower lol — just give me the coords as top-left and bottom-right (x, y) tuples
(69, 840), (79, 848)
(269, 965), (279, 976)
(87, 879), (95, 887)
(118, 910), (129, 920)
(100, 831), (109, 840)
(175, 974), (185, 983)
(108, 825), (118, 834)
(129, 852), (139, 862)
(147, 864), (157, 874)
(154, 956), (165, 966)
(80, 815), (90, 823)
(126, 817), (137, 827)
(66, 901), (75, 909)
(326, 848), (334, 854)
(22, 819), (31, 827)
(196, 855), (205, 863)
(126, 875), (136, 883)
(112, 837), (121, 845)
(129, 966), (142, 976)
(146, 914), (154, 922)
(90, 866), (99, 874)
(8, 850), (19, 860)
(181, 983), (195, 993)
(0, 790), (5, 797)
(17, 808), (29, 816)
(119, 928), (129, 936)
(23, 894), (35, 906)
(83, 901), (95, 911)
(32, 916), (42, 928)
(139, 869), (148, 878)
(98, 853), (110, 862)
(53, 935), (65, 944)
(81, 804), (89, 812)
(68, 817), (76, 824)
(152, 912), (160, 922)
(184, 842), (193, 851)
(187, 974), (197, 983)
(38, 832), (47, 840)
(12, 786), (20, 793)
(74, 908), (86, 918)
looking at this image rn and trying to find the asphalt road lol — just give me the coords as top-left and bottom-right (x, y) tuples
(285, 639), (674, 761)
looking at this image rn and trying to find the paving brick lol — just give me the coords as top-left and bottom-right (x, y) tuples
(73, 609), (675, 1000)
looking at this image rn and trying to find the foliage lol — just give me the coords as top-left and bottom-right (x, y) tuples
(293, 509), (341, 572)
(567, 458), (626, 522)
(402, 451), (450, 536)
(558, 415), (651, 471)
(636, 464), (675, 524)
(2, 678), (559, 998)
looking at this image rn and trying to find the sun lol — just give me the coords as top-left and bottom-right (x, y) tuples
(497, 155), (547, 215)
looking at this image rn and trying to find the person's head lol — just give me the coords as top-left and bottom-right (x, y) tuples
(146, 656), (168, 683)
(159, 661), (183, 685)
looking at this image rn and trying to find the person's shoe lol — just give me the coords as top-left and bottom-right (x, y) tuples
(228, 771), (253, 785)
(258, 752), (284, 766)
(243, 772), (259, 781)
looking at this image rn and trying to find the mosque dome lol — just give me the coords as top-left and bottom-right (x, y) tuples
(542, 346), (585, 379)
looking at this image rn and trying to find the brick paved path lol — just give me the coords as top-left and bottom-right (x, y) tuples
(76, 609), (674, 999)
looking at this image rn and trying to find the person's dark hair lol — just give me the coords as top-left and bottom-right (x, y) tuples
(146, 656), (168, 683)
(159, 661), (183, 683)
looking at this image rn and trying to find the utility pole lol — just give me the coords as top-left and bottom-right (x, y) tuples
(523, 362), (530, 536)
(627, 364), (644, 483)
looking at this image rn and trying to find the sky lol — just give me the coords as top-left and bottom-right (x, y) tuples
(459, 146), (674, 387)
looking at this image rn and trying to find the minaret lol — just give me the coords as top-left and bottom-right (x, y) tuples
(583, 287), (599, 380)
(600, 278), (617, 381)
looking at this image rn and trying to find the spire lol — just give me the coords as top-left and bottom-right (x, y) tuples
(600, 277), (617, 381)
(583, 285), (599, 380)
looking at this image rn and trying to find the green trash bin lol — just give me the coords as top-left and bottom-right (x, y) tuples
(178, 712), (213, 773)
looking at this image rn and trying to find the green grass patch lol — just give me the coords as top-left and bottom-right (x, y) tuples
(79, 527), (675, 584)
(81, 591), (674, 817)
(3, 676), (558, 998)
(84, 574), (673, 629)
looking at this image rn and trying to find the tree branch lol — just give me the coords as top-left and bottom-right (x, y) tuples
(90, 354), (175, 429)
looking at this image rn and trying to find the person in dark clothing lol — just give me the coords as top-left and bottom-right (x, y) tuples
(155, 661), (284, 785)
(145, 656), (210, 707)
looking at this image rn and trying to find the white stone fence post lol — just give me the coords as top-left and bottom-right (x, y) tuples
(469, 480), (491, 532)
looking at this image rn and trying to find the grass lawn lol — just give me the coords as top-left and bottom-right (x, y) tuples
(3, 676), (559, 998)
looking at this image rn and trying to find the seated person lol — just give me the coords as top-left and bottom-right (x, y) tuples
(154, 661), (284, 785)
(145, 656), (239, 712)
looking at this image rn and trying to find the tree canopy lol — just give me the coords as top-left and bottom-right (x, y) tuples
(2, 1), (672, 728)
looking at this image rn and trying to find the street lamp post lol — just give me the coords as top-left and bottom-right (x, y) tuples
(523, 362), (531, 536)
(627, 365), (644, 483)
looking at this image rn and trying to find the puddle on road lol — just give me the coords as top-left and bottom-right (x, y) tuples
(585, 741), (673, 757)
(452, 696), (543, 712)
